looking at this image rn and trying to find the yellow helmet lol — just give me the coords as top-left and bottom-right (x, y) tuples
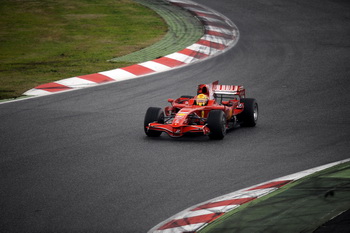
(196, 94), (208, 106)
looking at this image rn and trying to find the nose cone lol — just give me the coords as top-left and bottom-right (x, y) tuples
(172, 112), (187, 126)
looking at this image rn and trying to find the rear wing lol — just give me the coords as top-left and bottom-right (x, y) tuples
(197, 81), (246, 101)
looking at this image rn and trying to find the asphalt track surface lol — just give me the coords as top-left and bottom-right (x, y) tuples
(1, 0), (349, 232)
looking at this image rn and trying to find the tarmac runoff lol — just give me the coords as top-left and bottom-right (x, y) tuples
(148, 159), (350, 233)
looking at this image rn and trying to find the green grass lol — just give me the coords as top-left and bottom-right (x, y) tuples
(199, 162), (350, 233)
(0, 0), (167, 99)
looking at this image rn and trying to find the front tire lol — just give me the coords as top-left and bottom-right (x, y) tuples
(207, 110), (227, 140)
(144, 107), (164, 137)
(238, 98), (258, 127)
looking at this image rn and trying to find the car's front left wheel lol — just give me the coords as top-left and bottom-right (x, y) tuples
(144, 107), (164, 137)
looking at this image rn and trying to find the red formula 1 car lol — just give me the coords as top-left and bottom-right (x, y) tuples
(144, 81), (258, 139)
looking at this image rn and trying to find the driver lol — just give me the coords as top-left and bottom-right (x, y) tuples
(196, 94), (209, 106)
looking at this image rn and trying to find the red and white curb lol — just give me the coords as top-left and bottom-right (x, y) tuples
(23, 0), (239, 97)
(148, 158), (350, 233)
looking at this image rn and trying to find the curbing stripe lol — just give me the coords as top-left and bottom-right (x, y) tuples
(174, 209), (227, 219)
(205, 25), (234, 35)
(34, 82), (71, 92)
(153, 57), (186, 68)
(22, 0), (239, 99)
(23, 89), (55, 96)
(148, 159), (350, 233)
(202, 21), (234, 30)
(198, 16), (228, 24)
(153, 224), (204, 233)
(181, 7), (215, 15)
(77, 73), (114, 83)
(165, 52), (199, 63)
(158, 213), (225, 230)
(247, 180), (292, 191)
(192, 198), (256, 211)
(99, 68), (137, 80)
(139, 61), (172, 72)
(177, 48), (209, 59)
(120, 64), (155, 76)
(196, 39), (228, 50)
(206, 30), (235, 39)
(201, 35), (232, 45)
(211, 189), (275, 203)
(195, 12), (226, 20)
(55, 77), (96, 88)
(191, 205), (238, 214)
(186, 44), (221, 56)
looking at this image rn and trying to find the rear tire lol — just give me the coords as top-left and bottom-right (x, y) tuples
(238, 98), (258, 127)
(207, 110), (226, 140)
(144, 107), (164, 137)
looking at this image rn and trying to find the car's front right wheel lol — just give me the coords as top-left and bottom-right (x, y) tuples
(207, 110), (227, 140)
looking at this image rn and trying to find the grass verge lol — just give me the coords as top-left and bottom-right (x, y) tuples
(0, 0), (167, 99)
(199, 161), (350, 233)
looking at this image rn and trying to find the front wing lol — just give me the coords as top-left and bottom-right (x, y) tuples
(147, 123), (210, 137)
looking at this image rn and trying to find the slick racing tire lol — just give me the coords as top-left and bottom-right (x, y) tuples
(144, 107), (164, 137)
(238, 98), (258, 127)
(207, 110), (227, 140)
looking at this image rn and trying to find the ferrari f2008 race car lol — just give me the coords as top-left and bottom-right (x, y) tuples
(144, 81), (258, 139)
